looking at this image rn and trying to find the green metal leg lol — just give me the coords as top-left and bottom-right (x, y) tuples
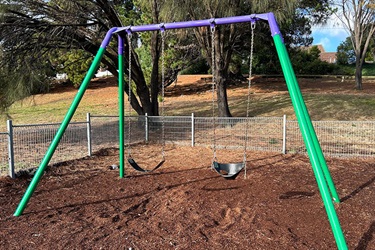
(118, 53), (125, 178)
(14, 47), (107, 217)
(273, 34), (347, 250)
(278, 42), (340, 203)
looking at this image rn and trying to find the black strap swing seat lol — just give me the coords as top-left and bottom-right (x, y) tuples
(209, 25), (245, 180)
(209, 21), (257, 180)
(212, 161), (245, 180)
(128, 157), (165, 173)
(125, 29), (166, 174)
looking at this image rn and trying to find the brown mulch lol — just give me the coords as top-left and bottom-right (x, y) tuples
(0, 144), (374, 249)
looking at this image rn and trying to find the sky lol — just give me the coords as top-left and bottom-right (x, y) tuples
(311, 15), (349, 52)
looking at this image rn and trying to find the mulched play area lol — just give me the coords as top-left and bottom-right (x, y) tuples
(0, 144), (374, 249)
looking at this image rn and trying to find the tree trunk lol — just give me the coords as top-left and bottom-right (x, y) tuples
(150, 30), (161, 116)
(355, 66), (363, 90)
(215, 71), (232, 117)
(129, 48), (153, 115)
(148, 0), (162, 116)
(355, 54), (363, 90)
(213, 27), (232, 117)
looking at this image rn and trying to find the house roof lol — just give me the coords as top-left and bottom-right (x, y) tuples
(320, 52), (337, 63)
(301, 44), (336, 63)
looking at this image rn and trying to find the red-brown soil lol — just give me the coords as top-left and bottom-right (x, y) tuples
(0, 144), (374, 249)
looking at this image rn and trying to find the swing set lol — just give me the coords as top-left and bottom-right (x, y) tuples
(13, 12), (348, 250)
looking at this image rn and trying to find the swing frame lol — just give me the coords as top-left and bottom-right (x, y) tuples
(13, 12), (348, 250)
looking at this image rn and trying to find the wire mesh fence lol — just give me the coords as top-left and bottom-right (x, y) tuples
(0, 132), (8, 176)
(193, 117), (284, 152)
(11, 122), (88, 174)
(90, 115), (145, 153)
(90, 115), (119, 152)
(287, 120), (375, 158)
(148, 116), (192, 145)
(1, 114), (374, 177)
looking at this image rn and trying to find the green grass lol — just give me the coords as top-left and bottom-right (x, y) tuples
(230, 93), (375, 121)
(0, 97), (119, 130)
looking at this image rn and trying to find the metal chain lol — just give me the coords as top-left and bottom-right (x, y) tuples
(161, 30), (166, 160)
(210, 24), (217, 162)
(127, 32), (132, 158)
(243, 21), (256, 178)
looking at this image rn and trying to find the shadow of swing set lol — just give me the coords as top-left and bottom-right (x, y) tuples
(14, 13), (349, 250)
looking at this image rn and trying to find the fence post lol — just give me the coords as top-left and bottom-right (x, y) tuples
(7, 120), (15, 178)
(86, 113), (92, 156)
(191, 113), (195, 147)
(145, 113), (149, 142)
(282, 114), (287, 154)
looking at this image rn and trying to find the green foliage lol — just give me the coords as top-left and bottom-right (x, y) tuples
(309, 45), (321, 60)
(334, 63), (375, 76)
(54, 50), (93, 87)
(336, 37), (355, 65)
(305, 60), (336, 74)
(361, 63), (375, 76)
(135, 44), (153, 85)
(253, 1), (333, 75)
(114, 0), (140, 25)
(290, 48), (336, 75)
(331, 65), (354, 76)
(0, 58), (53, 113)
(180, 58), (209, 75)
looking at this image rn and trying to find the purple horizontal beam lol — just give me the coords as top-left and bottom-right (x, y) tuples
(114, 12), (280, 37)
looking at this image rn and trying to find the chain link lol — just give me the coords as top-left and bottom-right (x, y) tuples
(211, 25), (217, 162)
(127, 33), (132, 158)
(243, 21), (256, 178)
(161, 31), (166, 160)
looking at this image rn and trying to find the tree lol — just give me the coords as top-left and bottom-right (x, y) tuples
(0, 52), (55, 113)
(160, 0), (302, 117)
(0, 0), (333, 116)
(54, 49), (95, 87)
(336, 36), (356, 65)
(309, 45), (322, 60)
(335, 0), (375, 89)
(158, 0), (333, 116)
(0, 0), (204, 115)
(0, 0), (170, 115)
(252, 0), (333, 76)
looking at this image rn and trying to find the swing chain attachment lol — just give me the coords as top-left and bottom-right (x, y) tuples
(209, 18), (216, 33)
(251, 20), (256, 30)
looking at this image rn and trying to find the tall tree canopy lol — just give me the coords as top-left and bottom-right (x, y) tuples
(160, 0), (333, 116)
(160, 0), (302, 117)
(336, 36), (356, 65)
(335, 0), (375, 90)
(1, 0), (332, 116)
(0, 0), (166, 115)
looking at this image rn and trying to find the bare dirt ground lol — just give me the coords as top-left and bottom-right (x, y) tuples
(0, 144), (374, 249)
